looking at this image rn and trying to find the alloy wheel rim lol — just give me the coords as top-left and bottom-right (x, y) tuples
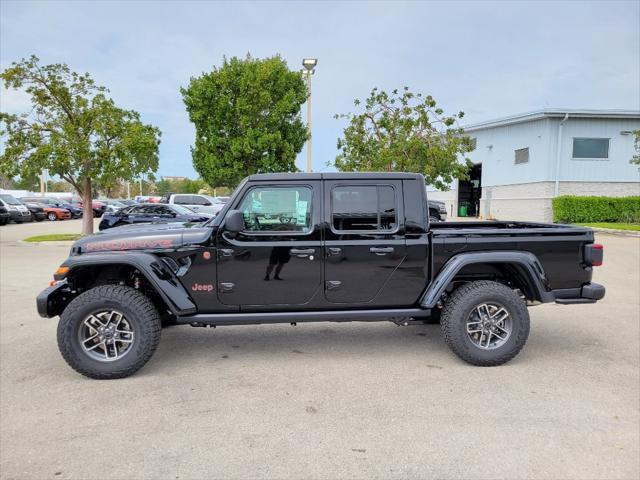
(78, 310), (135, 362)
(465, 302), (512, 350)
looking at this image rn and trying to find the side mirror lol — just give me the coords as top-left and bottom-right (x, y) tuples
(224, 209), (245, 233)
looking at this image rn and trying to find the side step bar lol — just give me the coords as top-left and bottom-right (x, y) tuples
(176, 308), (432, 327)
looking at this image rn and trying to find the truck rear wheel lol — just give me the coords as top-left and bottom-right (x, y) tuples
(57, 285), (161, 379)
(440, 281), (529, 366)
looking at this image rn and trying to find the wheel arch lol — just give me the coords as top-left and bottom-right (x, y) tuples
(61, 253), (197, 316)
(420, 251), (554, 308)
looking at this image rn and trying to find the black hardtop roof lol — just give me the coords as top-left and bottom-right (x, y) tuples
(247, 172), (424, 181)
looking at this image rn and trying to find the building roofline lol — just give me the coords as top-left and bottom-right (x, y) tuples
(462, 108), (640, 132)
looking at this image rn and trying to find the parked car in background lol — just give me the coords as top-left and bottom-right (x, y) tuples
(160, 193), (225, 216)
(20, 197), (83, 219)
(428, 199), (448, 222)
(118, 199), (137, 207)
(22, 202), (47, 221)
(98, 203), (212, 230)
(101, 199), (128, 214)
(70, 197), (107, 217)
(216, 196), (231, 204)
(0, 194), (32, 223)
(0, 204), (10, 225)
(26, 202), (71, 221)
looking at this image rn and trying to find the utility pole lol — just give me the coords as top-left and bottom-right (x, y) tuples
(302, 58), (317, 173)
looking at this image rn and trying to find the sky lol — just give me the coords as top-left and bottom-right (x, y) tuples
(1, 0), (639, 178)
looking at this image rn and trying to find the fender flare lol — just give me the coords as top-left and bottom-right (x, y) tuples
(61, 252), (197, 315)
(420, 250), (554, 308)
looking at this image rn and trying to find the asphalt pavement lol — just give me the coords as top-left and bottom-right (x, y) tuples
(0, 219), (638, 479)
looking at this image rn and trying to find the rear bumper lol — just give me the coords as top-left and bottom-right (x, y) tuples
(553, 283), (606, 305)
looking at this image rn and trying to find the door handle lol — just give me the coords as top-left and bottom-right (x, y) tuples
(218, 282), (234, 293)
(327, 247), (342, 256)
(370, 247), (394, 256)
(218, 248), (234, 258)
(290, 248), (315, 258)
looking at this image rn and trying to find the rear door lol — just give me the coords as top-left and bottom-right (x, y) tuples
(323, 180), (407, 305)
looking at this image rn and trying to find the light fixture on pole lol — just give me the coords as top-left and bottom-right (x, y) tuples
(302, 58), (317, 173)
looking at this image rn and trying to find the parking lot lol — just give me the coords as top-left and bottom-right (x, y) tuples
(0, 219), (638, 479)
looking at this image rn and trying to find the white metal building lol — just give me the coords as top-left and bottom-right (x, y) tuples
(428, 109), (640, 222)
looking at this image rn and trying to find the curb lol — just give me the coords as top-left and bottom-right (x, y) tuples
(589, 227), (640, 238)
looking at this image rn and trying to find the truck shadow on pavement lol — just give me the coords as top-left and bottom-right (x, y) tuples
(145, 323), (450, 368)
(137, 318), (604, 376)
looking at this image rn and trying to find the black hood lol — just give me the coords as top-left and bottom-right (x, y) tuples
(73, 222), (214, 254)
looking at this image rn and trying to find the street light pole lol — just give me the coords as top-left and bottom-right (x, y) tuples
(302, 58), (317, 173)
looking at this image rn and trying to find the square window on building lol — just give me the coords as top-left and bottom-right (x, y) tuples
(572, 138), (609, 159)
(514, 147), (529, 165)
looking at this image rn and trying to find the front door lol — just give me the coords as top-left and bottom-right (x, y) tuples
(215, 181), (322, 308)
(324, 180), (407, 305)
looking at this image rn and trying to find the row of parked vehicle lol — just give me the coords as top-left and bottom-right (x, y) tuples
(98, 193), (230, 230)
(0, 191), (232, 228)
(0, 194), (135, 225)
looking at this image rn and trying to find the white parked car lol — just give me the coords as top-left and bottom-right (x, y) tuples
(162, 193), (225, 216)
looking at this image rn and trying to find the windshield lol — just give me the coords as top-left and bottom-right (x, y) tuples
(171, 204), (195, 215)
(0, 194), (21, 205)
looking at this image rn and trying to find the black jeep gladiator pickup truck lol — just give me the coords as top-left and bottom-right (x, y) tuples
(38, 173), (605, 379)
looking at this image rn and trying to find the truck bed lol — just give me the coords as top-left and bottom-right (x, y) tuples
(430, 221), (595, 290)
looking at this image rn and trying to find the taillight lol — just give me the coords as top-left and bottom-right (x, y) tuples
(585, 243), (604, 267)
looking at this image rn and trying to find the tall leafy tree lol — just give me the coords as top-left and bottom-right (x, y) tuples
(334, 87), (474, 190)
(0, 56), (161, 234)
(182, 54), (307, 187)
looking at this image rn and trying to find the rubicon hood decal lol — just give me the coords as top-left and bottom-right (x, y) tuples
(85, 238), (177, 252)
(73, 222), (214, 253)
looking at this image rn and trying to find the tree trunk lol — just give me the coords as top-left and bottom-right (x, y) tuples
(81, 177), (94, 235)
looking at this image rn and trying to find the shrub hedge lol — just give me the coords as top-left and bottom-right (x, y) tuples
(552, 195), (640, 223)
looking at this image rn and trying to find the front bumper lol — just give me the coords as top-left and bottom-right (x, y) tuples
(553, 282), (606, 305)
(36, 281), (71, 318)
(32, 211), (47, 220)
(9, 210), (32, 222)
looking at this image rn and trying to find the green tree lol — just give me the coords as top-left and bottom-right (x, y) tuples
(631, 130), (640, 165)
(0, 56), (161, 234)
(182, 54), (307, 187)
(13, 174), (40, 191)
(334, 87), (474, 190)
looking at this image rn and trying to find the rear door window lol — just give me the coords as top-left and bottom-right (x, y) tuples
(331, 185), (397, 232)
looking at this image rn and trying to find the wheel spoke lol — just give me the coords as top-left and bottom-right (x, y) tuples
(495, 324), (509, 335)
(484, 331), (493, 348)
(492, 329), (506, 341)
(85, 340), (104, 352)
(82, 333), (99, 346)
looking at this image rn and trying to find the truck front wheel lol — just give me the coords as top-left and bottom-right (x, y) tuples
(57, 285), (161, 379)
(440, 281), (530, 366)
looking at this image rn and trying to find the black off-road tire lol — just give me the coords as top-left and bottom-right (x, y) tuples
(57, 285), (161, 379)
(440, 280), (529, 366)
